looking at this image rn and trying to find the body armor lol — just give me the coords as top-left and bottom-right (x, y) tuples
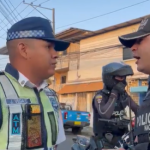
(134, 90), (150, 150)
(92, 90), (128, 137)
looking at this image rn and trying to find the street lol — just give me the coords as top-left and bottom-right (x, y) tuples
(58, 127), (93, 150)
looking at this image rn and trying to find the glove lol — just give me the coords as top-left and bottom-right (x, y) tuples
(112, 82), (126, 94)
(120, 92), (131, 108)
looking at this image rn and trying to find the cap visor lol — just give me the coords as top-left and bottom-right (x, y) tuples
(42, 38), (70, 51)
(119, 30), (147, 48)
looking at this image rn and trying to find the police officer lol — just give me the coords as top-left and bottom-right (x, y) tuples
(92, 62), (139, 149)
(118, 16), (150, 150)
(0, 17), (70, 150)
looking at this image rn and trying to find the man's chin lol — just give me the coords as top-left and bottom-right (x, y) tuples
(48, 70), (55, 77)
(137, 66), (149, 74)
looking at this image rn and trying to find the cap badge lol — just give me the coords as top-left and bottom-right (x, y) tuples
(138, 18), (148, 30)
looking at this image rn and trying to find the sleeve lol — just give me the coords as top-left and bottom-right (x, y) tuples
(49, 89), (66, 145)
(94, 90), (118, 119)
(55, 110), (66, 145)
(120, 93), (139, 115)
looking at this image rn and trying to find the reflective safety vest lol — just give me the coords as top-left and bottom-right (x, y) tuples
(0, 72), (58, 150)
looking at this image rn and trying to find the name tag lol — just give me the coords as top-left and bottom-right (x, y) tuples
(6, 98), (31, 105)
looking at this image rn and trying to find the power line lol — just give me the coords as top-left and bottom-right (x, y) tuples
(0, 1), (22, 25)
(0, 3), (13, 25)
(39, 0), (50, 5)
(57, 44), (122, 59)
(24, 0), (50, 18)
(7, 0), (22, 19)
(0, 0), (18, 22)
(31, 5), (49, 20)
(30, 0), (39, 4)
(23, 2), (55, 34)
(0, 2), (29, 39)
(56, 0), (150, 29)
(24, 7), (35, 18)
(0, 1), (22, 35)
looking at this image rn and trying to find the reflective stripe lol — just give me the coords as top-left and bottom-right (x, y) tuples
(44, 88), (59, 145)
(48, 111), (58, 145)
(0, 75), (22, 150)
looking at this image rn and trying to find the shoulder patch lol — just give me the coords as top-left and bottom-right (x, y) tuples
(95, 95), (102, 104)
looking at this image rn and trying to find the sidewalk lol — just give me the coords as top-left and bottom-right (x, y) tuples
(82, 126), (94, 136)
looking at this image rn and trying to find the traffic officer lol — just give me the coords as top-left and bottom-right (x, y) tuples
(118, 16), (150, 150)
(92, 62), (139, 149)
(0, 17), (70, 150)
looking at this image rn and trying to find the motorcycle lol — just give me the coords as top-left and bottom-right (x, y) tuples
(71, 116), (135, 150)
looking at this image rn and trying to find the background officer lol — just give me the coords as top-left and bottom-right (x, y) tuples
(92, 62), (139, 149)
(118, 16), (150, 150)
(0, 17), (70, 150)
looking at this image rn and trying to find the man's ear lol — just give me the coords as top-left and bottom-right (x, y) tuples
(17, 42), (29, 59)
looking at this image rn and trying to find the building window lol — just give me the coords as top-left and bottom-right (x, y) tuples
(61, 76), (66, 84)
(123, 47), (133, 60)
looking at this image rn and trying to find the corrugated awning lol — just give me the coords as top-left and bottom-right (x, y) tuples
(58, 82), (103, 94)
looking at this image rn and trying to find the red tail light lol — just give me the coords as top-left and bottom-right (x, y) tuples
(88, 113), (91, 120)
(64, 112), (68, 119)
(131, 118), (135, 128)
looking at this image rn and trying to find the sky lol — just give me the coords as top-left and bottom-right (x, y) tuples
(0, 0), (150, 70)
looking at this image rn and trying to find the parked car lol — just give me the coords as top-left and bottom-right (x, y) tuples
(60, 103), (91, 134)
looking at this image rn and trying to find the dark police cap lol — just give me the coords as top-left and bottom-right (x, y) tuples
(119, 17), (150, 48)
(7, 17), (70, 51)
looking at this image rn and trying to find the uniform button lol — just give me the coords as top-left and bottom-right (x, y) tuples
(21, 80), (25, 85)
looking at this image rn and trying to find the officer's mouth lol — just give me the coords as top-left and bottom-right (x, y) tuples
(133, 56), (140, 64)
(51, 63), (57, 68)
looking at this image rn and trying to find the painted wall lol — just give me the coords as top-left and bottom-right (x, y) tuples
(68, 24), (139, 82)
(80, 24), (139, 52)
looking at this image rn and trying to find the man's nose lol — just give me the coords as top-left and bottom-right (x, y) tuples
(51, 48), (58, 59)
(131, 43), (138, 52)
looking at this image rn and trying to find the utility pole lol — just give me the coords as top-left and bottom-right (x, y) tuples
(23, 1), (55, 34)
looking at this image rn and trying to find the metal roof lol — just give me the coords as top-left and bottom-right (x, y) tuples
(55, 27), (92, 42)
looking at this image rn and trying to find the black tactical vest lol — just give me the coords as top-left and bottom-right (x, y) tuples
(135, 90), (150, 143)
(134, 89), (150, 150)
(92, 90), (127, 137)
